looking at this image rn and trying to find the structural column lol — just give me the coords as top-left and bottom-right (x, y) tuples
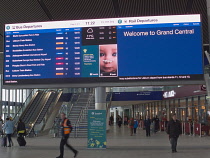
(95, 87), (110, 130)
(205, 0), (210, 110)
(0, 75), (2, 116)
(95, 87), (106, 110)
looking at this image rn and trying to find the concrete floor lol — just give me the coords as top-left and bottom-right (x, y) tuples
(1, 125), (210, 158)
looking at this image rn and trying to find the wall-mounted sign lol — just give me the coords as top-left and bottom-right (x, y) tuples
(201, 85), (206, 91)
(163, 90), (176, 98)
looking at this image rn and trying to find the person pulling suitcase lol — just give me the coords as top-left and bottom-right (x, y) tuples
(3, 118), (14, 147)
(17, 119), (26, 146)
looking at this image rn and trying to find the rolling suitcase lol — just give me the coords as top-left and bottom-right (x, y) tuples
(1, 135), (7, 147)
(17, 135), (26, 146)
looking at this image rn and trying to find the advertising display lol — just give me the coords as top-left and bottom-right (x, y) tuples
(87, 110), (106, 149)
(4, 14), (203, 85)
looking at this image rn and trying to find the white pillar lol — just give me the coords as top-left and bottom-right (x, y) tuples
(95, 87), (110, 130)
(95, 87), (106, 110)
(205, 0), (210, 115)
(114, 108), (117, 123)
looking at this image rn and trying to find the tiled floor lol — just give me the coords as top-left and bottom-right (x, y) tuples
(1, 125), (210, 158)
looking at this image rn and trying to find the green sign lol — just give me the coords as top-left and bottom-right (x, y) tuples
(88, 110), (106, 149)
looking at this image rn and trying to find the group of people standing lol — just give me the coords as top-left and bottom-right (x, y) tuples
(126, 115), (160, 137)
(111, 114), (181, 153)
(144, 115), (160, 137)
(120, 114), (182, 153)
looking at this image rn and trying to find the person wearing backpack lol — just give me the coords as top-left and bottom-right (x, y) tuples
(144, 116), (151, 137)
(56, 113), (78, 158)
(129, 118), (134, 136)
(17, 119), (26, 136)
(133, 118), (139, 134)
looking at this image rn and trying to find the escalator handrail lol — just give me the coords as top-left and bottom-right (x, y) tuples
(22, 89), (48, 125)
(13, 89), (36, 124)
(35, 91), (54, 123)
(37, 91), (59, 124)
(34, 91), (52, 123)
(39, 91), (63, 132)
(28, 91), (53, 134)
(46, 91), (63, 123)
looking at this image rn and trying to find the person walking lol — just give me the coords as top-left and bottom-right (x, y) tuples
(133, 118), (139, 134)
(144, 116), (151, 137)
(17, 119), (26, 137)
(129, 118), (134, 136)
(167, 114), (182, 153)
(56, 113), (78, 158)
(3, 118), (14, 147)
(154, 115), (160, 133)
(110, 115), (114, 125)
(124, 116), (128, 125)
(151, 119), (156, 134)
(118, 116), (122, 128)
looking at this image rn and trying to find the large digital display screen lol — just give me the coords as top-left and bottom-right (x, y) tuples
(3, 14), (203, 85)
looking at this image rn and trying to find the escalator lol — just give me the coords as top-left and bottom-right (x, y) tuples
(27, 90), (61, 135)
(13, 89), (39, 126)
(35, 91), (57, 124)
(20, 90), (46, 125)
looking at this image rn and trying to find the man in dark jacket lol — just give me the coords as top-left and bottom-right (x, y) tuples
(56, 113), (78, 158)
(167, 114), (182, 153)
(17, 119), (26, 137)
(144, 116), (151, 137)
(154, 115), (160, 133)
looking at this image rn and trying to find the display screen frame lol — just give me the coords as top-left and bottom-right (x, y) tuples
(3, 14), (204, 87)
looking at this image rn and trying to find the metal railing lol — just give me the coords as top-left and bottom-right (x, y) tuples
(74, 93), (94, 137)
(51, 93), (80, 137)
(67, 93), (81, 118)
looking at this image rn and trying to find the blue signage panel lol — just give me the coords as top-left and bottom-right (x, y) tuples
(112, 91), (163, 101)
(88, 110), (106, 149)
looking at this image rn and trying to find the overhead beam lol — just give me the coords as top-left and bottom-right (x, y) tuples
(37, 0), (54, 21)
(186, 0), (194, 14)
(112, 0), (121, 17)
(0, 22), (4, 37)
